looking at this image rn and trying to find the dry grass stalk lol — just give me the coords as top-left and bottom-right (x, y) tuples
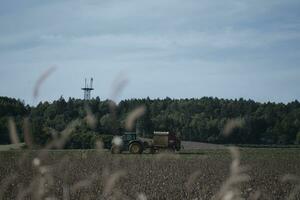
(212, 147), (250, 200)
(223, 118), (245, 136)
(16, 183), (34, 200)
(95, 139), (104, 150)
(84, 104), (97, 129)
(23, 117), (33, 148)
(16, 175), (43, 200)
(125, 105), (146, 131)
(8, 117), (20, 144)
(103, 170), (127, 197)
(110, 72), (129, 102)
(46, 119), (81, 149)
(281, 174), (300, 200)
(137, 193), (148, 200)
(45, 197), (57, 200)
(108, 72), (129, 119)
(108, 100), (118, 118)
(185, 170), (202, 193)
(0, 174), (17, 199)
(33, 66), (56, 99)
(70, 173), (98, 193)
(23, 160), (54, 199)
(36, 119), (80, 163)
(112, 136), (123, 146)
(249, 191), (261, 200)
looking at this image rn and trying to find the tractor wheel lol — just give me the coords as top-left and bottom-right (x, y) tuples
(129, 143), (143, 154)
(111, 145), (121, 154)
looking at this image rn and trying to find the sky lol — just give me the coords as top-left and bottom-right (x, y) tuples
(0, 0), (300, 105)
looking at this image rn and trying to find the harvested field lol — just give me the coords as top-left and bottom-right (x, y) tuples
(0, 149), (299, 199)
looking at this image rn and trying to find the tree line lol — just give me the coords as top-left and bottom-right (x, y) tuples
(0, 96), (300, 148)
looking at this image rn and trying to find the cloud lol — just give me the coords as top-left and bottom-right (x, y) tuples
(0, 0), (299, 103)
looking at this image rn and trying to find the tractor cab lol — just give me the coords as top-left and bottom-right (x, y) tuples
(122, 132), (137, 149)
(111, 132), (144, 154)
(122, 132), (137, 141)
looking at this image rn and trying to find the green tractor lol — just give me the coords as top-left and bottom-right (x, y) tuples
(111, 132), (147, 154)
(111, 131), (181, 154)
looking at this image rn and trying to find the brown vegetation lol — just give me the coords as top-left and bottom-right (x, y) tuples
(0, 149), (299, 200)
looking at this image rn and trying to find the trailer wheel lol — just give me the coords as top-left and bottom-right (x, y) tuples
(129, 143), (143, 154)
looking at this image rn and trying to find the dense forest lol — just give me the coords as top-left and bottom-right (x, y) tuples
(0, 96), (300, 148)
(0, 97), (29, 144)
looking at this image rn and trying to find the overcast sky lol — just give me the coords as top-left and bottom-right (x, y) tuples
(0, 0), (299, 104)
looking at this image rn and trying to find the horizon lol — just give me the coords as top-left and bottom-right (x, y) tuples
(1, 94), (299, 107)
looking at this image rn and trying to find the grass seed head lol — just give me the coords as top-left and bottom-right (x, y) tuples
(8, 118), (20, 144)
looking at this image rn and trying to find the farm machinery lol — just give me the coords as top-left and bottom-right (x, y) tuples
(111, 132), (181, 154)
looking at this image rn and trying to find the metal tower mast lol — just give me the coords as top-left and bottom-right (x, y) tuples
(81, 78), (94, 100)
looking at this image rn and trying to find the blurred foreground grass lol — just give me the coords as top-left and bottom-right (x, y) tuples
(0, 148), (299, 199)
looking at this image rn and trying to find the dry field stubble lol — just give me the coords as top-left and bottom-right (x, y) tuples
(0, 149), (299, 200)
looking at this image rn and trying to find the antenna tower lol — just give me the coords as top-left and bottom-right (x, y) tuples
(81, 78), (94, 100)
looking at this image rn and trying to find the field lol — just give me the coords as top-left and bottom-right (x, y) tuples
(0, 148), (300, 200)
